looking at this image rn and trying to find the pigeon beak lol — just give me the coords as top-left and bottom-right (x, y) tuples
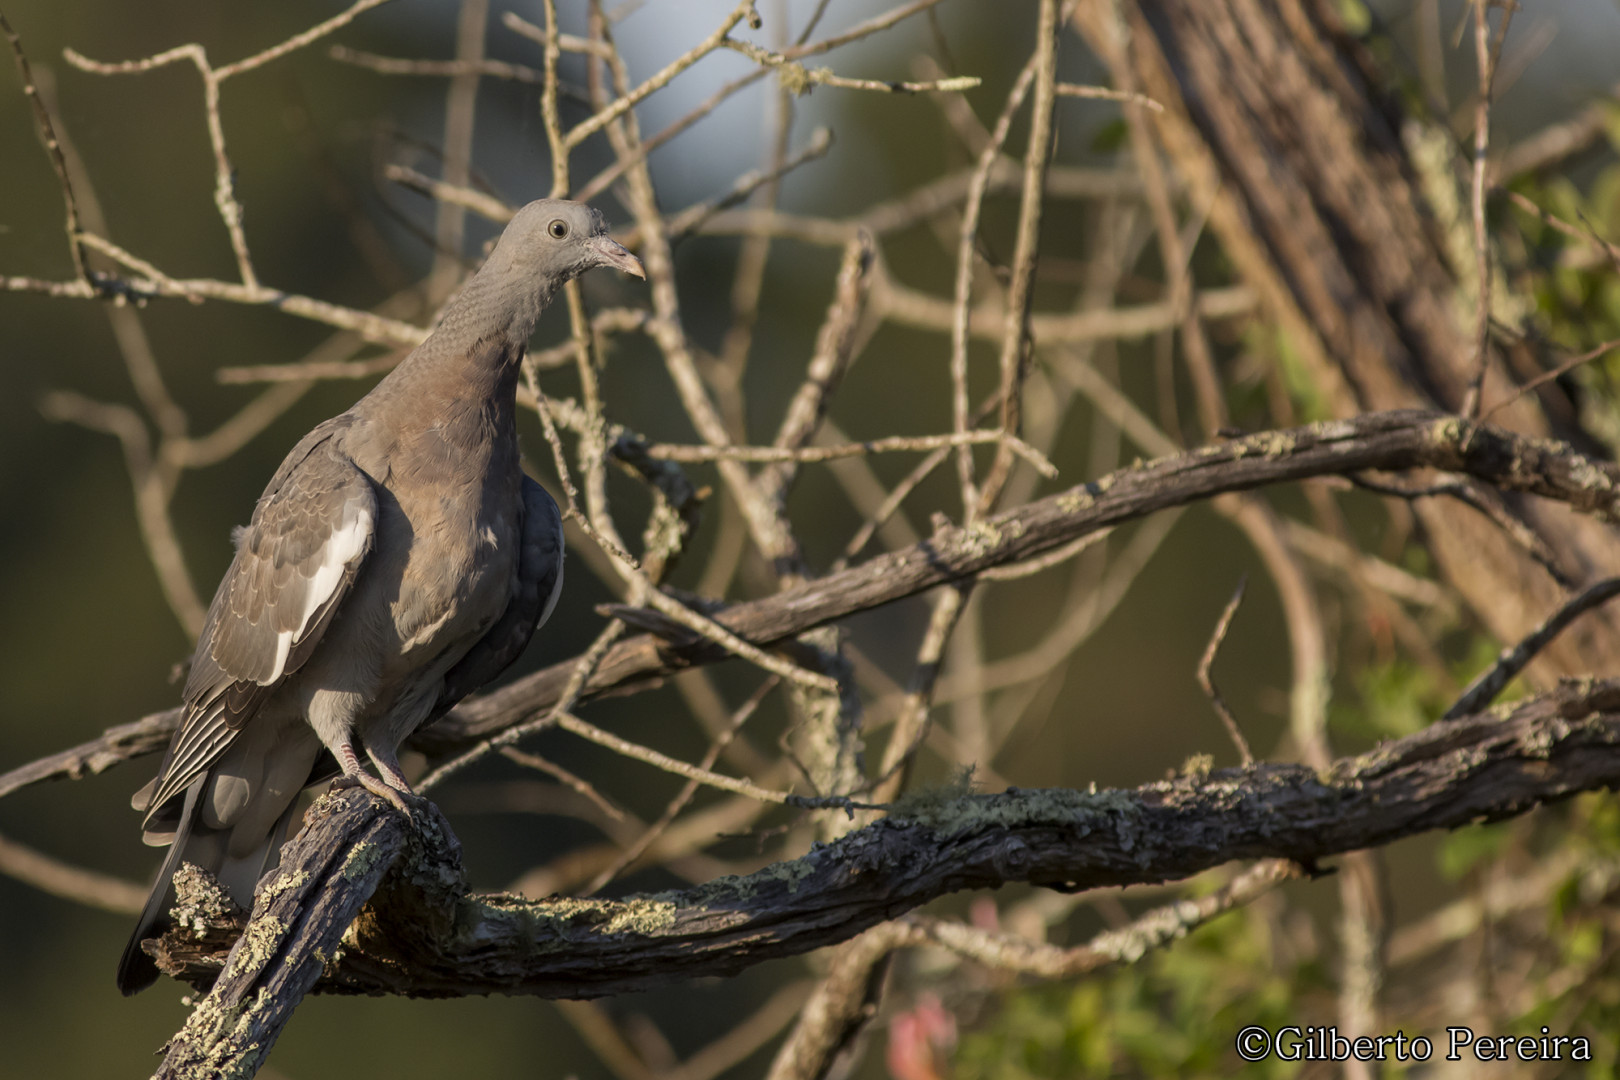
(588, 235), (645, 279)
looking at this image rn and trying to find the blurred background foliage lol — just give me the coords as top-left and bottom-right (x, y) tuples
(4, 0), (1620, 1077)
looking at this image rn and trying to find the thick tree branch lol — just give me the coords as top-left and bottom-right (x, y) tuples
(146, 676), (1620, 1011)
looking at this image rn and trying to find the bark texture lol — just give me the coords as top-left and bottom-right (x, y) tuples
(1078, 0), (1620, 678)
(150, 677), (1620, 1008)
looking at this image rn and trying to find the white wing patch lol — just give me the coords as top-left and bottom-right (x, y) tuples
(265, 501), (372, 684)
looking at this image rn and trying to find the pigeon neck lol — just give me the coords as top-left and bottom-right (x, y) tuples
(373, 248), (557, 409)
(427, 247), (556, 358)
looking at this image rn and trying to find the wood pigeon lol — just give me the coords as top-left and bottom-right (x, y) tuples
(116, 199), (643, 994)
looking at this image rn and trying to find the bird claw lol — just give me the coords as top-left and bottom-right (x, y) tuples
(324, 776), (461, 861)
(329, 773), (417, 819)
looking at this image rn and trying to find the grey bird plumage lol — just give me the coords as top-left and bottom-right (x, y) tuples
(117, 199), (643, 995)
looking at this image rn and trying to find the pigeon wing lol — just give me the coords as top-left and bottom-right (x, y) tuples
(140, 419), (376, 826)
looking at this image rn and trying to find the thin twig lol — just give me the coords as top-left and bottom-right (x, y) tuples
(384, 163), (514, 223)
(529, 378), (641, 574)
(0, 829), (147, 914)
(65, 43), (261, 287)
(416, 620), (627, 794)
(976, 530), (1110, 582)
(500, 747), (629, 823)
(1504, 188), (1620, 267)
(330, 45), (545, 84)
(977, 0), (1060, 515)
(584, 676), (779, 894)
(950, 53), (1041, 519)
(568, 64), (770, 204)
(2, 12), (90, 285)
(877, 273), (1256, 341)
(899, 859), (1300, 976)
(563, 0), (760, 150)
(1054, 81), (1162, 111)
(662, 127), (835, 242)
(1460, 0), (1514, 418)
(779, 0), (950, 61)
(54, 231), (430, 344)
(833, 393), (1006, 571)
(1445, 576), (1620, 719)
(720, 38), (980, 96)
(642, 429), (1055, 477)
(1482, 336), (1620, 422)
(1351, 472), (1575, 589)
(635, 587), (839, 694)
(555, 711), (800, 806)
(538, 0), (569, 197)
(1196, 576), (1256, 766)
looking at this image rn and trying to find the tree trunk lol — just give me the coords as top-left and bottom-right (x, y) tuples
(1077, 0), (1620, 679)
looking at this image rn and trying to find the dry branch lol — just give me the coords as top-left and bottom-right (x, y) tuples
(147, 676), (1620, 1003)
(416, 409), (1620, 752)
(11, 407), (1620, 797)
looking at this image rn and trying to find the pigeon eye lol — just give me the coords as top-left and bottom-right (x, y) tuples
(548, 219), (569, 239)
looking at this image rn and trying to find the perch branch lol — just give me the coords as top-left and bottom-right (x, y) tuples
(145, 677), (1620, 1005)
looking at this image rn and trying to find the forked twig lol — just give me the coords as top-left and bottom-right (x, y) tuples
(1197, 576), (1255, 766)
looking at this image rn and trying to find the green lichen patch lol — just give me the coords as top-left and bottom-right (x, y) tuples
(1181, 753), (1215, 779)
(341, 840), (389, 882)
(1058, 474), (1118, 514)
(223, 916), (287, 981)
(675, 851), (830, 905)
(959, 519), (1006, 557)
(1306, 418), (1357, 441)
(1567, 458), (1619, 515)
(1523, 722), (1562, 759)
(171, 993), (258, 1072)
(260, 869), (310, 899)
(1057, 487), (1095, 514)
(528, 894), (680, 938)
(887, 765), (979, 821)
(1429, 416), (1464, 449)
(776, 62), (830, 97)
(1253, 430), (1295, 458)
(172, 863), (244, 933)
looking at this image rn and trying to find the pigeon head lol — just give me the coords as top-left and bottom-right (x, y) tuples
(439, 198), (643, 349)
(498, 198), (645, 283)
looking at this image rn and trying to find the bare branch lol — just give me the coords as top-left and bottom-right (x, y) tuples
(330, 45), (545, 84)
(643, 429), (1054, 478)
(0, 829), (146, 915)
(720, 38), (980, 96)
(149, 679), (1620, 1001)
(562, 0), (759, 150)
(25, 409), (1620, 787)
(1445, 576), (1620, 720)
(1197, 576), (1255, 766)
(898, 859), (1297, 976)
(1, 12), (90, 284)
(1054, 80), (1162, 111)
